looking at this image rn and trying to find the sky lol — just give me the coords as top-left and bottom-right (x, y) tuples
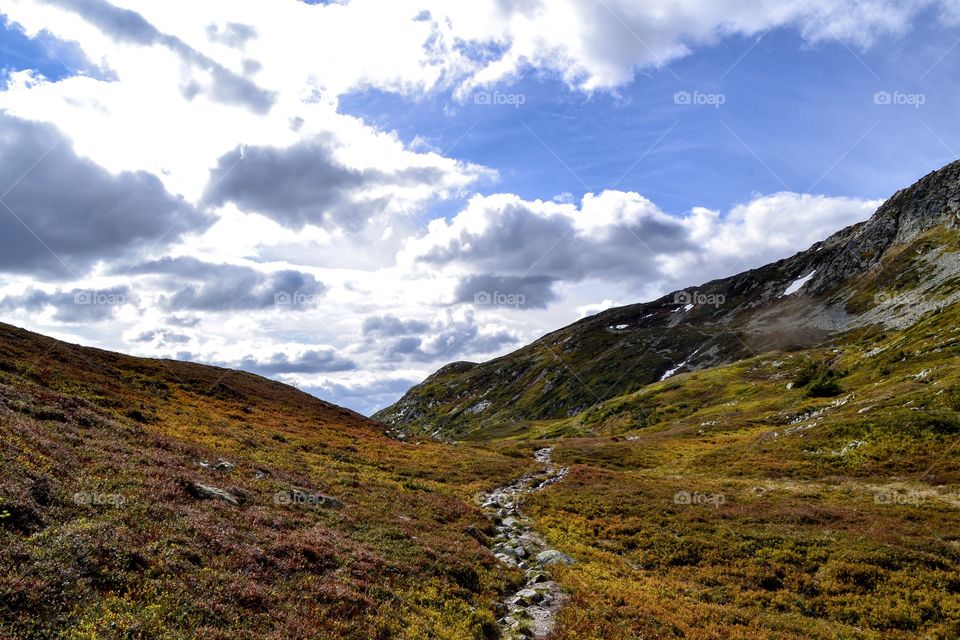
(0, 0), (958, 415)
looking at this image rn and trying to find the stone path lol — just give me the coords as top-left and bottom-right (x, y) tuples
(481, 448), (573, 639)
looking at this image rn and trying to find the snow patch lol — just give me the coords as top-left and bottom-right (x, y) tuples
(781, 271), (816, 297)
(660, 348), (701, 381)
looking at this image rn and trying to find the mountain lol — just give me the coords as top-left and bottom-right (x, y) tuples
(376, 160), (960, 438)
(0, 322), (530, 639)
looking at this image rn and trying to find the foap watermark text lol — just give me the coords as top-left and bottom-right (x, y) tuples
(675, 290), (725, 308)
(474, 291), (527, 308)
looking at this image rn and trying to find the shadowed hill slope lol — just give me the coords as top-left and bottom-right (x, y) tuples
(0, 322), (531, 639)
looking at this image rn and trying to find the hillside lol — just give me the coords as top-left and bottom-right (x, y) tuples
(376, 160), (960, 438)
(468, 286), (960, 638)
(0, 322), (533, 639)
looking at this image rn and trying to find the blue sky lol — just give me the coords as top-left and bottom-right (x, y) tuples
(341, 15), (959, 218)
(0, 16), (104, 84)
(0, 0), (958, 414)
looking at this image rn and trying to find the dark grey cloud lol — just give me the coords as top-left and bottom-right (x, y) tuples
(453, 275), (559, 309)
(364, 310), (518, 363)
(415, 198), (697, 289)
(387, 336), (423, 356)
(0, 114), (207, 278)
(203, 138), (447, 229)
(235, 349), (357, 376)
(363, 314), (431, 337)
(122, 257), (325, 312)
(45, 0), (274, 113)
(0, 286), (134, 323)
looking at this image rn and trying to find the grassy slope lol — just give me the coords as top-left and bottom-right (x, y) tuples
(4, 223), (960, 638)
(486, 301), (960, 638)
(0, 323), (535, 640)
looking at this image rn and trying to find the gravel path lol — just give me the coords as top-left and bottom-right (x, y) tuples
(482, 448), (573, 639)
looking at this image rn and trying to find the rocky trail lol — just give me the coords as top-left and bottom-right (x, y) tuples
(482, 448), (574, 638)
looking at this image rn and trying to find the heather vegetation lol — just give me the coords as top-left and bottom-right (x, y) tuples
(0, 324), (530, 639)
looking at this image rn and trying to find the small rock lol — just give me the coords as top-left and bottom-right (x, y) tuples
(213, 459), (236, 472)
(515, 588), (542, 604)
(187, 483), (239, 505)
(536, 550), (575, 566)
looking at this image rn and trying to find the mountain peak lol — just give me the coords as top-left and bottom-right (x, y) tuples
(377, 160), (960, 437)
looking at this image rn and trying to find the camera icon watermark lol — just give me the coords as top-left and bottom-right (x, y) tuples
(474, 90), (526, 108)
(674, 290), (725, 308)
(473, 290), (527, 308)
(73, 291), (126, 306)
(674, 490), (726, 508)
(873, 91), (925, 109)
(674, 90), (726, 108)
(274, 291), (321, 308)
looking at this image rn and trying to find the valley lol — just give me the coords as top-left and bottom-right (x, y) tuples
(3, 162), (960, 638)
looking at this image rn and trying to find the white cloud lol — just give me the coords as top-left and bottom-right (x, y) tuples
(402, 190), (882, 298)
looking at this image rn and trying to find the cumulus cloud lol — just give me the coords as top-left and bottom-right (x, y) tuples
(440, 0), (958, 93)
(0, 285), (135, 322)
(43, 0), (275, 112)
(690, 192), (886, 269)
(0, 114), (206, 277)
(234, 349), (357, 375)
(203, 138), (460, 230)
(453, 275), (559, 309)
(121, 257), (326, 312)
(364, 309), (520, 362)
(363, 314), (431, 337)
(405, 191), (695, 282)
(403, 190), (882, 301)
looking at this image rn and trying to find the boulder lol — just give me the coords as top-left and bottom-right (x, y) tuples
(536, 550), (574, 566)
(187, 483), (239, 505)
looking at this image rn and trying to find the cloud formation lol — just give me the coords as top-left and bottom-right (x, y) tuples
(403, 191), (882, 298)
(364, 309), (520, 362)
(0, 114), (206, 277)
(123, 257), (326, 312)
(204, 138), (461, 230)
(235, 349), (357, 375)
(44, 0), (275, 112)
(0, 285), (134, 322)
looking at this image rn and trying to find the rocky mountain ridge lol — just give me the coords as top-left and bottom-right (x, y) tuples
(376, 160), (960, 437)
